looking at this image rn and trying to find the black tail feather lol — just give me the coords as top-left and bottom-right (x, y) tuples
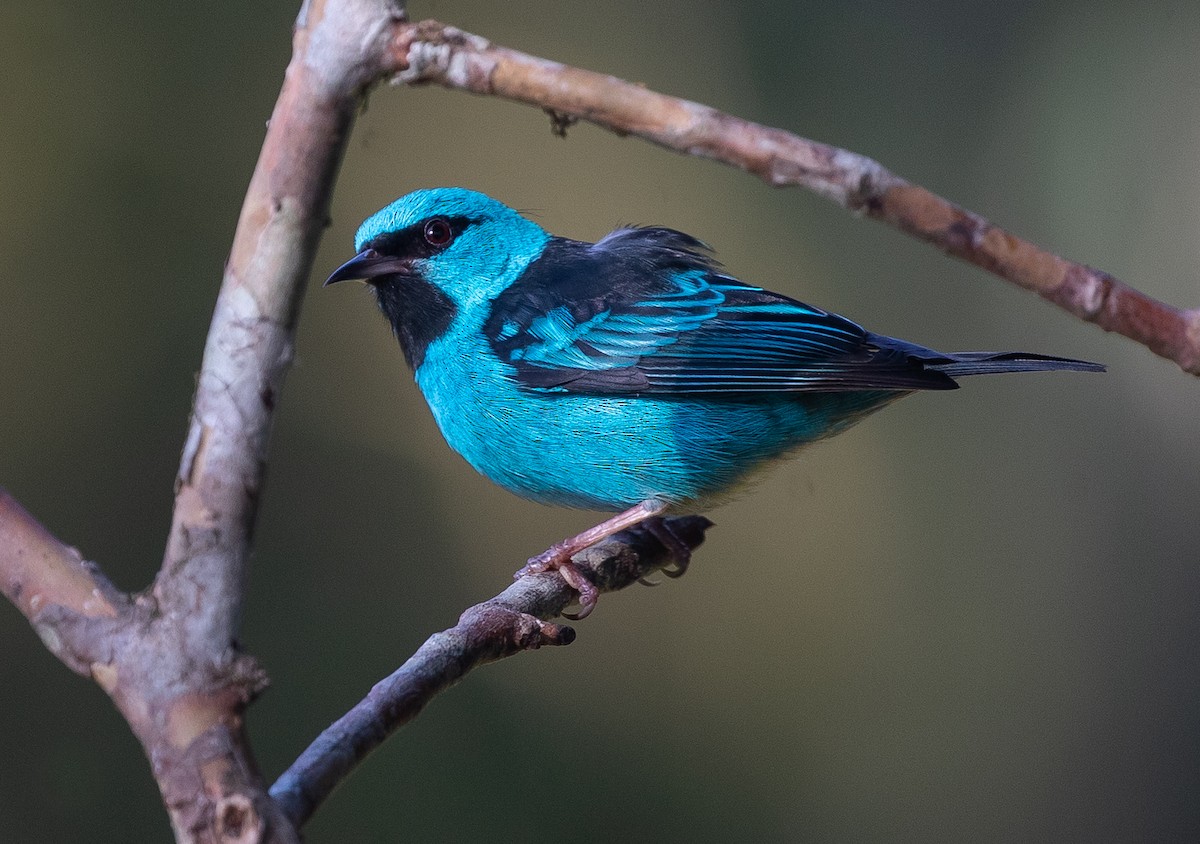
(928, 351), (1106, 378)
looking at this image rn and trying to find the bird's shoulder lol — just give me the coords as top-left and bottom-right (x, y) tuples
(484, 228), (718, 336)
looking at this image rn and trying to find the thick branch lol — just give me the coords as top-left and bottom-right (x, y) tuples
(156, 0), (404, 661)
(131, 1), (411, 839)
(0, 2), (408, 842)
(384, 20), (1200, 375)
(269, 516), (712, 829)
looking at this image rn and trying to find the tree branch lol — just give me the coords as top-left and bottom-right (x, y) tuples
(269, 515), (711, 829)
(121, 1), (411, 838)
(0, 488), (126, 674)
(156, 0), (404, 666)
(2, 1), (411, 841)
(384, 19), (1200, 376)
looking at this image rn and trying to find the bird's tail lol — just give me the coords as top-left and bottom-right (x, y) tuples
(927, 351), (1106, 378)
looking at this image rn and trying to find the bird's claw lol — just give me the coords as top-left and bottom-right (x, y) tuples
(557, 562), (598, 619)
(514, 549), (599, 620)
(513, 549), (557, 580)
(645, 517), (692, 578)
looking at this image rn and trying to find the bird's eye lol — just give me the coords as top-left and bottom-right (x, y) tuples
(423, 218), (454, 247)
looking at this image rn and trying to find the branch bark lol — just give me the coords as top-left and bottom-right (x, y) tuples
(384, 19), (1200, 376)
(109, 1), (413, 838)
(0, 489), (125, 674)
(269, 516), (711, 829)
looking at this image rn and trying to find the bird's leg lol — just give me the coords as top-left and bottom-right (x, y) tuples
(643, 516), (693, 578)
(514, 499), (668, 619)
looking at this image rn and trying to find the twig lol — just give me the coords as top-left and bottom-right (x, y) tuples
(269, 516), (712, 828)
(385, 20), (1200, 375)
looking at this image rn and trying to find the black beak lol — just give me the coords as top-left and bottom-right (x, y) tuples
(323, 249), (413, 286)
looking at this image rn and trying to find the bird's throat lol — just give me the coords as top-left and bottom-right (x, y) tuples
(372, 275), (458, 370)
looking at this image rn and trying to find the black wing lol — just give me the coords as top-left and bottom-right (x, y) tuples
(484, 228), (1099, 395)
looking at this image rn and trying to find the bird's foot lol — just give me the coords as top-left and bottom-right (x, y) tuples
(644, 517), (693, 578)
(513, 501), (671, 619)
(514, 547), (600, 620)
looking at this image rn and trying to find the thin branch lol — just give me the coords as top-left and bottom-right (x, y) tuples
(384, 20), (1200, 376)
(0, 488), (126, 673)
(269, 516), (712, 829)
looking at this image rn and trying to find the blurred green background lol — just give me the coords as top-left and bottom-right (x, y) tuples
(2, 1), (1198, 841)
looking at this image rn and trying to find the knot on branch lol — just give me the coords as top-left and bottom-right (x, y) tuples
(1060, 264), (1113, 320)
(460, 603), (576, 653)
(214, 792), (263, 844)
(544, 108), (579, 138)
(391, 20), (494, 88)
(226, 651), (272, 702)
(832, 149), (896, 212)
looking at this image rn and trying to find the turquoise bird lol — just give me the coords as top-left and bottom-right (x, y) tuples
(326, 188), (1102, 617)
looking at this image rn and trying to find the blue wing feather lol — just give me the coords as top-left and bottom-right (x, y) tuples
(483, 228), (958, 393)
(483, 228), (1098, 395)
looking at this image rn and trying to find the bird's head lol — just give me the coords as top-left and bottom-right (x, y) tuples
(325, 188), (551, 369)
(325, 187), (549, 308)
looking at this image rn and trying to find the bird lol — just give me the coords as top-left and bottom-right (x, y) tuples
(326, 187), (1103, 618)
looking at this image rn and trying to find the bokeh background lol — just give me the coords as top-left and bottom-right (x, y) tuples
(2, 1), (1198, 841)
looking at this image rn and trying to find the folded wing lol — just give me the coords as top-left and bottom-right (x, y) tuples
(484, 227), (1102, 395)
